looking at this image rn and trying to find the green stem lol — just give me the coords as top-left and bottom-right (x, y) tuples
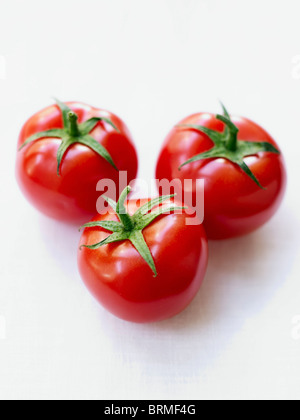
(116, 187), (134, 231)
(80, 188), (187, 277)
(68, 112), (80, 137)
(177, 104), (280, 189)
(217, 114), (239, 152)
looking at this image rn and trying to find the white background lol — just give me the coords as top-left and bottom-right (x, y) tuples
(0, 0), (300, 400)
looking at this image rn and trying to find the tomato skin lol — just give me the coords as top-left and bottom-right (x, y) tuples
(16, 102), (138, 224)
(78, 199), (208, 323)
(156, 113), (287, 240)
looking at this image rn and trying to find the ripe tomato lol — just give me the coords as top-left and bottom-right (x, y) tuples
(156, 107), (287, 239)
(16, 100), (138, 224)
(78, 187), (208, 323)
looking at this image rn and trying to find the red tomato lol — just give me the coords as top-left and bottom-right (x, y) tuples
(16, 101), (138, 224)
(78, 190), (208, 323)
(156, 111), (287, 239)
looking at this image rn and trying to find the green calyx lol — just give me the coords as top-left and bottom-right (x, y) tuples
(19, 99), (119, 175)
(178, 103), (280, 189)
(79, 187), (186, 277)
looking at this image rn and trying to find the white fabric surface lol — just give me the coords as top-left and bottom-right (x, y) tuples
(0, 0), (300, 400)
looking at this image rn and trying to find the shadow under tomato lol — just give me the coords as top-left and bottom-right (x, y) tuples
(155, 207), (297, 333)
